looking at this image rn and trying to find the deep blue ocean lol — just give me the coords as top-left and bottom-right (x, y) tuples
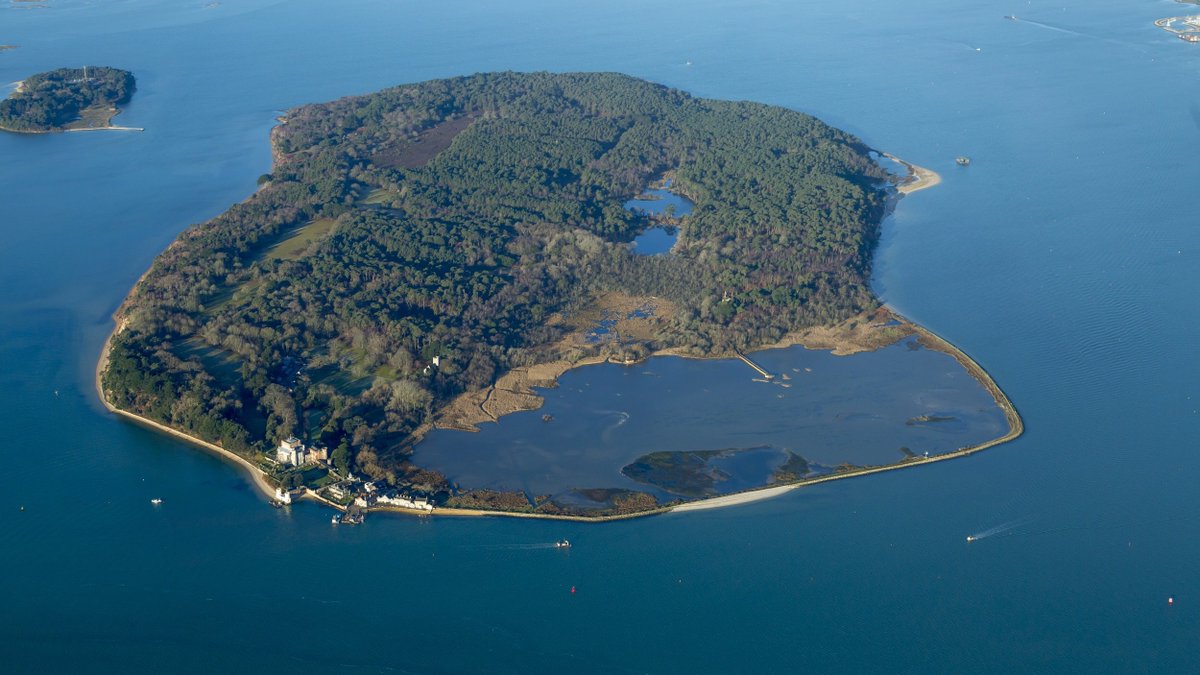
(2, 0), (1198, 672)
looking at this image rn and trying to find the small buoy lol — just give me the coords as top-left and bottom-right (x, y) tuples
(570, 586), (576, 594)
(1168, 596), (1174, 605)
(19, 506), (24, 511)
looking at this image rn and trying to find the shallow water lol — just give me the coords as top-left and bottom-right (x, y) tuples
(2, 0), (1199, 672)
(415, 337), (1007, 500)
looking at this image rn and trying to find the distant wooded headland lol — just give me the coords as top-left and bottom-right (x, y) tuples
(0, 66), (137, 133)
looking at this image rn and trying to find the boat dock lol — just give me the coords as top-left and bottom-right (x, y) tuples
(735, 351), (774, 380)
(65, 125), (145, 133)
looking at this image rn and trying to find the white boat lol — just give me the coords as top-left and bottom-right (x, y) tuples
(966, 535), (976, 542)
(150, 498), (163, 505)
(555, 539), (571, 548)
(331, 514), (339, 525)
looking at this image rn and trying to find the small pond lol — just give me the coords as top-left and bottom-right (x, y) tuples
(624, 180), (694, 256)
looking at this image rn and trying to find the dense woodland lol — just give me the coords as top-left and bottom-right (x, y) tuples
(0, 66), (135, 132)
(103, 72), (891, 493)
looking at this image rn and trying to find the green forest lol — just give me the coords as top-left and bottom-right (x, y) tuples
(0, 66), (135, 132)
(102, 71), (892, 498)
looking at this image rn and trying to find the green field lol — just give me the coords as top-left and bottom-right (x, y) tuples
(262, 217), (339, 262)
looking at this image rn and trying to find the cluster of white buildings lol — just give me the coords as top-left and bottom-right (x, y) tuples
(274, 436), (329, 467)
(354, 489), (434, 512)
(272, 438), (436, 514)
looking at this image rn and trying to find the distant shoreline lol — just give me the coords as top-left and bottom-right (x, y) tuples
(1, 73), (142, 134)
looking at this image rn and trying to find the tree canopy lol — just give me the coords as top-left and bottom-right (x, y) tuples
(0, 66), (135, 132)
(103, 71), (891, 491)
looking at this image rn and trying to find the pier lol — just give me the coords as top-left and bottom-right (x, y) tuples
(65, 125), (145, 132)
(735, 351), (774, 379)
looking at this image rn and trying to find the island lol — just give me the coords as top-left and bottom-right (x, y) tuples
(0, 45), (18, 53)
(98, 72), (1021, 521)
(0, 66), (138, 133)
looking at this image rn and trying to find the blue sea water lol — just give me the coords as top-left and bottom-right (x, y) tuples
(2, 0), (1198, 672)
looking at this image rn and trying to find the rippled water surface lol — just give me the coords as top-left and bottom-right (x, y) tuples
(415, 338), (1007, 500)
(2, 0), (1199, 672)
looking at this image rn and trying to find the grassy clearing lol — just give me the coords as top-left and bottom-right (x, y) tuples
(308, 362), (375, 397)
(202, 278), (262, 315)
(263, 217), (338, 262)
(172, 337), (244, 390)
(203, 217), (337, 315)
(360, 188), (396, 205)
(63, 105), (118, 130)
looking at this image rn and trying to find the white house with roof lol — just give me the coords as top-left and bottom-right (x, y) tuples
(377, 493), (434, 511)
(276, 437), (305, 466)
(275, 437), (329, 467)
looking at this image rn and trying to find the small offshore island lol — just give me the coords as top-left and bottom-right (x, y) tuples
(0, 66), (138, 133)
(98, 72), (1021, 521)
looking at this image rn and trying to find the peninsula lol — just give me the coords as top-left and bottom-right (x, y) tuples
(0, 66), (137, 133)
(99, 72), (1020, 520)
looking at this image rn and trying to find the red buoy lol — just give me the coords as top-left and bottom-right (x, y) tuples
(570, 586), (576, 594)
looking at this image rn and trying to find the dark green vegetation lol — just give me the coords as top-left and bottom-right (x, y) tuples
(622, 449), (731, 498)
(0, 66), (135, 132)
(622, 447), (816, 498)
(906, 414), (957, 425)
(442, 487), (660, 516)
(103, 72), (890, 505)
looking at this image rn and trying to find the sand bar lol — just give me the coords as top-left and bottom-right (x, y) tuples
(883, 152), (942, 194)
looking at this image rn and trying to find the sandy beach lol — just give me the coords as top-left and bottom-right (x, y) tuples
(96, 323), (279, 502)
(883, 152), (942, 194)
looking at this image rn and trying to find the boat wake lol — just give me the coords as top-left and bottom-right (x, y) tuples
(599, 410), (631, 443)
(966, 520), (1025, 542)
(1012, 17), (1147, 53)
(469, 542), (569, 551)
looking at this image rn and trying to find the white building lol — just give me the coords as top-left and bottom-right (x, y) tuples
(377, 493), (434, 511)
(274, 487), (292, 504)
(276, 437), (305, 466)
(275, 436), (329, 467)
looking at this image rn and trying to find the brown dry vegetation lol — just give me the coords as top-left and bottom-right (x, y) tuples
(369, 113), (479, 169)
(779, 308), (914, 355)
